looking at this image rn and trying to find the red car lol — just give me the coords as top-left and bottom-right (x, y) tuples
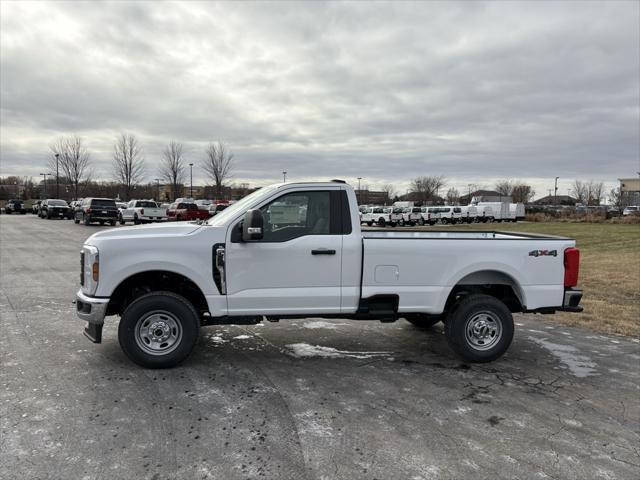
(167, 202), (210, 222)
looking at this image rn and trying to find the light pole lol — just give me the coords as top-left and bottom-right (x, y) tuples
(154, 178), (161, 201)
(39, 173), (49, 197)
(282, 171), (287, 183)
(189, 163), (194, 198)
(55, 153), (60, 199)
(554, 177), (559, 206)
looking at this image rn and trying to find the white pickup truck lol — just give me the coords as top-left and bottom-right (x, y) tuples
(75, 181), (583, 368)
(119, 200), (167, 225)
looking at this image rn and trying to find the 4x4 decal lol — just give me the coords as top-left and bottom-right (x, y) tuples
(529, 249), (558, 257)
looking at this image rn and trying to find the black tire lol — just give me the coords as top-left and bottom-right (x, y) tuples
(84, 215), (91, 226)
(74, 215), (80, 224)
(418, 218), (424, 226)
(99, 220), (104, 225)
(444, 294), (514, 363)
(441, 218), (448, 225)
(367, 221), (373, 227)
(119, 214), (125, 225)
(110, 220), (116, 226)
(405, 315), (442, 328)
(46, 212), (52, 219)
(378, 218), (386, 227)
(133, 214), (140, 225)
(118, 291), (200, 369)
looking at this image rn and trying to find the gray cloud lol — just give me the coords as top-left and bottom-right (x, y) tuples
(1, 1), (638, 197)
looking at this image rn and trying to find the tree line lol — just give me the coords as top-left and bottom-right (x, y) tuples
(43, 133), (235, 202)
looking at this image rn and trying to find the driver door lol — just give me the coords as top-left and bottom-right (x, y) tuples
(224, 189), (343, 315)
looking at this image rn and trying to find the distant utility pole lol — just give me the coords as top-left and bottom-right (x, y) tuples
(282, 171), (287, 183)
(55, 153), (60, 199)
(554, 176), (559, 206)
(189, 163), (194, 198)
(39, 173), (49, 197)
(154, 178), (161, 201)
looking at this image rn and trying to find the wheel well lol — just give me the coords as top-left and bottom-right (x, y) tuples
(107, 270), (208, 317)
(445, 270), (524, 313)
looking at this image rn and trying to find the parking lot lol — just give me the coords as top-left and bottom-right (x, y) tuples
(1, 215), (639, 480)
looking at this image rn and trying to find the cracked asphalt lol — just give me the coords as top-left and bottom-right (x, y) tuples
(1, 214), (639, 480)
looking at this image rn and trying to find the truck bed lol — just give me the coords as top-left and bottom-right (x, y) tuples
(362, 230), (571, 240)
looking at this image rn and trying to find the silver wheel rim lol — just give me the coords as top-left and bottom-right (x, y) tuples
(464, 311), (503, 351)
(134, 310), (183, 356)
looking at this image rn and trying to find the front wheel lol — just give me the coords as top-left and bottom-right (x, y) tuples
(133, 214), (140, 225)
(417, 218), (424, 226)
(441, 218), (448, 225)
(377, 218), (386, 227)
(444, 294), (514, 363)
(118, 292), (200, 368)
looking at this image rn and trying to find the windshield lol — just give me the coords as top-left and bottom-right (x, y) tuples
(49, 200), (67, 206)
(207, 185), (279, 226)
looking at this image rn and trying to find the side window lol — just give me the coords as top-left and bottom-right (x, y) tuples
(259, 191), (331, 242)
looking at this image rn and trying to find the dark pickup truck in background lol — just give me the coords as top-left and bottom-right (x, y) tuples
(74, 198), (118, 226)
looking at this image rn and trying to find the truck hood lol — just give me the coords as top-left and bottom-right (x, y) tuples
(85, 222), (203, 244)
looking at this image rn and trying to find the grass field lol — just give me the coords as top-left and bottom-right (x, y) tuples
(444, 222), (640, 337)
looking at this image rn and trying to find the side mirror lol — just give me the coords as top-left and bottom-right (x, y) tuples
(242, 209), (264, 241)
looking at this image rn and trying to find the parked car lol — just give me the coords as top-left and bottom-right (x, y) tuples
(459, 205), (478, 223)
(361, 206), (392, 227)
(437, 206), (462, 224)
(5, 199), (27, 214)
(74, 198), (118, 226)
(31, 200), (42, 215)
(194, 200), (213, 211)
(622, 206), (640, 216)
(419, 207), (436, 225)
(40, 199), (72, 219)
(389, 207), (406, 226)
(167, 202), (210, 222)
(75, 180), (584, 368)
(119, 200), (168, 225)
(208, 203), (229, 217)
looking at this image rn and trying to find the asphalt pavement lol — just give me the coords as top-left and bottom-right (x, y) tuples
(1, 214), (639, 480)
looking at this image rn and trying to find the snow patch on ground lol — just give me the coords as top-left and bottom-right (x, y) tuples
(302, 320), (350, 330)
(528, 337), (597, 377)
(232, 335), (252, 340)
(285, 343), (391, 359)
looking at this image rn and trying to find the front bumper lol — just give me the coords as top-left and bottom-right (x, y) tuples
(76, 289), (109, 325)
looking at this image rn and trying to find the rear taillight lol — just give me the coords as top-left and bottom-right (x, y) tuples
(140, 208), (144, 215)
(80, 252), (85, 286)
(564, 247), (580, 287)
(86, 208), (92, 213)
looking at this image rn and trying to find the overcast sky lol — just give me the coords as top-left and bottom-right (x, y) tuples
(1, 1), (638, 198)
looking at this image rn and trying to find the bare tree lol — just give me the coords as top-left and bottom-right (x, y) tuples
(609, 187), (622, 209)
(202, 141), (234, 198)
(381, 183), (396, 205)
(445, 187), (460, 205)
(572, 180), (587, 204)
(159, 141), (185, 201)
(112, 133), (145, 200)
(587, 181), (604, 206)
(49, 135), (91, 200)
(410, 176), (446, 204)
(511, 183), (535, 203)
(495, 180), (514, 197)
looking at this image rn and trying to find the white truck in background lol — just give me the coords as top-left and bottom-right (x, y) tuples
(75, 181), (583, 369)
(361, 206), (393, 227)
(119, 200), (167, 225)
(510, 203), (526, 222)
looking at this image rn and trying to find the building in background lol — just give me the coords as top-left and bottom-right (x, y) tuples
(533, 195), (577, 206)
(619, 178), (640, 206)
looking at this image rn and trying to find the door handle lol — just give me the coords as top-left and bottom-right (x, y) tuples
(311, 249), (336, 255)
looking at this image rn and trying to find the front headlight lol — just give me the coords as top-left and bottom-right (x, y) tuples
(81, 245), (99, 295)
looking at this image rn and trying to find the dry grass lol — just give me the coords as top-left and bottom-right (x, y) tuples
(446, 222), (640, 337)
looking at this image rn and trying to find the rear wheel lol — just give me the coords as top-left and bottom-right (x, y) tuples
(133, 214), (140, 225)
(118, 292), (200, 369)
(444, 294), (514, 363)
(84, 215), (91, 226)
(441, 218), (448, 225)
(377, 217), (386, 227)
(417, 218), (424, 226)
(110, 220), (116, 226)
(367, 221), (373, 227)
